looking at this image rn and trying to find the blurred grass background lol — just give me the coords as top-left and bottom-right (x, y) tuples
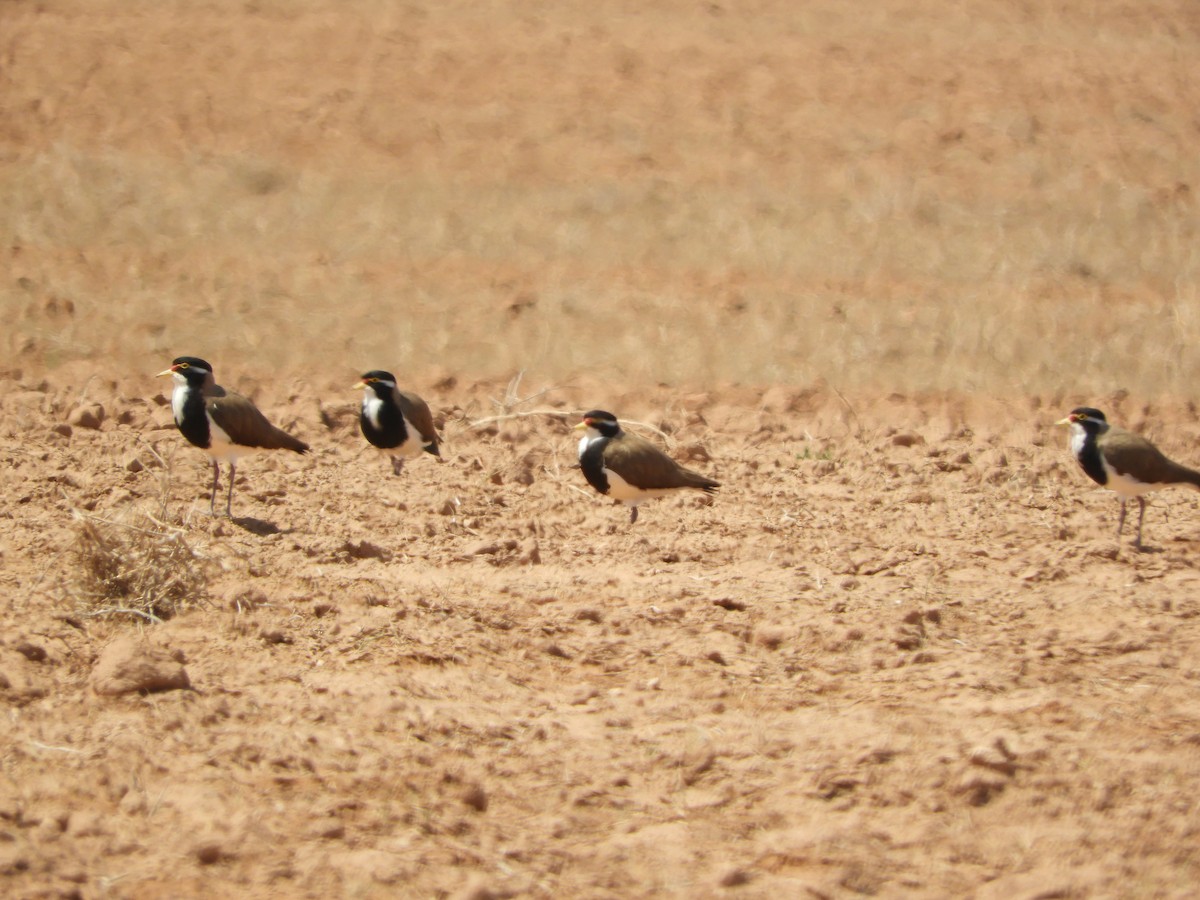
(2, 0), (1198, 393)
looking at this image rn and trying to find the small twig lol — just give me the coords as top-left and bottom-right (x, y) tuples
(618, 418), (674, 445)
(487, 370), (573, 416)
(73, 510), (186, 540)
(830, 386), (863, 436)
(496, 370), (525, 410)
(138, 436), (170, 470)
(0, 442), (39, 458)
(27, 741), (85, 755)
(541, 437), (568, 481)
(78, 607), (165, 624)
(468, 409), (572, 429)
(781, 505), (818, 523)
(75, 374), (98, 408)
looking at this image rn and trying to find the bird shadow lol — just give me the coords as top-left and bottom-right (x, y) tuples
(231, 516), (290, 536)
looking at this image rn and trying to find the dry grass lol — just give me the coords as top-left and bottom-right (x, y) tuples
(2, 0), (1199, 395)
(63, 438), (211, 623)
(68, 505), (209, 624)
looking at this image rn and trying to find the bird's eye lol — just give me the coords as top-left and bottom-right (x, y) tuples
(178, 363), (189, 369)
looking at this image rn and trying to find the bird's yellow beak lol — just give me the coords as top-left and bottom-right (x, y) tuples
(573, 420), (589, 431)
(1055, 416), (1074, 426)
(155, 367), (175, 378)
(352, 380), (367, 390)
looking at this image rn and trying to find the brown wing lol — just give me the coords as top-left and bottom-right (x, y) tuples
(394, 389), (440, 451)
(1102, 427), (1200, 487)
(207, 391), (309, 454)
(604, 432), (719, 492)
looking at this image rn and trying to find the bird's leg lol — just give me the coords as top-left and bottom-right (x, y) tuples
(1116, 498), (1127, 537)
(209, 460), (221, 516)
(391, 456), (405, 476)
(225, 461), (236, 518)
(1134, 496), (1146, 550)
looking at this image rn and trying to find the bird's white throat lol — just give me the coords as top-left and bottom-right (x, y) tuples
(169, 379), (189, 426)
(362, 393), (385, 431)
(578, 430), (602, 459)
(1067, 422), (1088, 458)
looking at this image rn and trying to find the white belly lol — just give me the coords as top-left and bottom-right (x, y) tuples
(206, 426), (260, 463)
(394, 415), (427, 457)
(1102, 460), (1159, 497)
(602, 468), (675, 505)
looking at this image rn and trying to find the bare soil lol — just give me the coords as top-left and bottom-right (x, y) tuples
(5, 374), (1200, 898)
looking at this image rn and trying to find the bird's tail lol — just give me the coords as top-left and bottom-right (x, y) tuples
(1178, 464), (1200, 491)
(276, 431), (310, 454)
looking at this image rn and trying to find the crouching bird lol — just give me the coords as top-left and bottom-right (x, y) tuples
(1057, 406), (1200, 549)
(157, 356), (309, 517)
(354, 371), (441, 475)
(574, 409), (719, 523)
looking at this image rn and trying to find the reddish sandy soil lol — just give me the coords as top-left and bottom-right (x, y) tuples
(4, 371), (1200, 898)
(4, 1), (1200, 898)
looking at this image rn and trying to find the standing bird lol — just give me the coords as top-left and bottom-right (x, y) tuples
(355, 371), (440, 475)
(574, 409), (719, 523)
(157, 356), (309, 517)
(1057, 406), (1200, 548)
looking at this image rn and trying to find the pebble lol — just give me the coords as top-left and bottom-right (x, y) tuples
(717, 866), (753, 887)
(461, 783), (489, 813)
(68, 404), (105, 430)
(90, 637), (190, 696)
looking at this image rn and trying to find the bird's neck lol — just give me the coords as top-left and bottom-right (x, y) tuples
(577, 428), (614, 458)
(1072, 424), (1108, 486)
(173, 382), (212, 448)
(362, 393), (387, 430)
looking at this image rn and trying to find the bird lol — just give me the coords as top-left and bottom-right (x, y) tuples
(355, 371), (440, 475)
(1057, 406), (1200, 548)
(157, 356), (309, 517)
(574, 409), (719, 523)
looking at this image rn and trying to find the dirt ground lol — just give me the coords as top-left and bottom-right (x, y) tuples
(4, 374), (1200, 898)
(3, 1), (1200, 898)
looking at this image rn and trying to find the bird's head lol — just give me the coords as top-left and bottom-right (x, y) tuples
(156, 356), (214, 387)
(1056, 407), (1108, 432)
(574, 410), (621, 439)
(356, 371), (398, 396)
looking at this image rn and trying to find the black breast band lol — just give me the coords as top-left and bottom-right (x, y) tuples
(178, 390), (211, 449)
(1077, 433), (1108, 486)
(580, 438), (611, 495)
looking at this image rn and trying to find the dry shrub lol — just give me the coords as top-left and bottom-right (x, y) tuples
(70, 510), (209, 623)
